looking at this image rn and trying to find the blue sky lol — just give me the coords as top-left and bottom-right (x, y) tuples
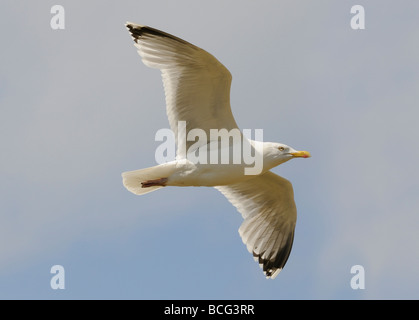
(1, 0), (419, 299)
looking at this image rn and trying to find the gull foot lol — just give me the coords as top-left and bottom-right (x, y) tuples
(141, 177), (168, 188)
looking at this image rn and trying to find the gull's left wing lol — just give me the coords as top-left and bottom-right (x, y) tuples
(215, 171), (297, 278)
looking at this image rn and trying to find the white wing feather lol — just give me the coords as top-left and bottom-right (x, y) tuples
(216, 171), (297, 279)
(126, 23), (239, 156)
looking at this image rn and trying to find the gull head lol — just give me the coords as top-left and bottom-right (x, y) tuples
(263, 142), (311, 169)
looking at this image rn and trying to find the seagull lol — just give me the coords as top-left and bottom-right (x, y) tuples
(122, 23), (311, 279)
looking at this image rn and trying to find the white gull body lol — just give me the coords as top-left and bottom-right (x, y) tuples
(122, 23), (310, 278)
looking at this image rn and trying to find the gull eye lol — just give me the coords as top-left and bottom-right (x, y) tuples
(278, 147), (285, 151)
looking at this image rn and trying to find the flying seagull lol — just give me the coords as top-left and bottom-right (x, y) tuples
(122, 23), (311, 279)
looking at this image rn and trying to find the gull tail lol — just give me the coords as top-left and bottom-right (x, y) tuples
(122, 163), (176, 196)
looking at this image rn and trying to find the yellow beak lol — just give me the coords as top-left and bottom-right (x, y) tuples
(290, 150), (311, 158)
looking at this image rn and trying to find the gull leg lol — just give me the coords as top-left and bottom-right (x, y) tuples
(141, 177), (168, 188)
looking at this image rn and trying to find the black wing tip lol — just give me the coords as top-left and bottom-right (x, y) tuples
(266, 268), (282, 279)
(253, 252), (283, 279)
(125, 22), (191, 45)
(252, 231), (295, 279)
(125, 22), (147, 42)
